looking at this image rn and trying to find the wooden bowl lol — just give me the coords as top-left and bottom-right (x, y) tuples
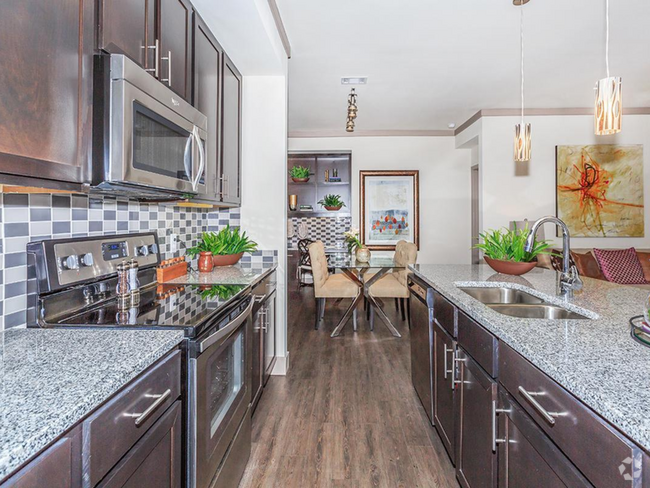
(212, 252), (244, 267)
(291, 177), (310, 183)
(484, 257), (537, 276)
(324, 205), (342, 211)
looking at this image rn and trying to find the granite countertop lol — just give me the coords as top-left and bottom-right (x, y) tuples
(0, 328), (184, 481)
(164, 261), (277, 287)
(409, 264), (650, 452)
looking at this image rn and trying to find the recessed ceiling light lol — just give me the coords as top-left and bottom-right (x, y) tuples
(341, 77), (368, 85)
(448, 123), (456, 129)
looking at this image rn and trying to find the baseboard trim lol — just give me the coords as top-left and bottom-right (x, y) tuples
(271, 351), (289, 375)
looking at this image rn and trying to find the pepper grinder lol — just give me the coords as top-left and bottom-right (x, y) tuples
(116, 261), (131, 311)
(128, 258), (140, 306)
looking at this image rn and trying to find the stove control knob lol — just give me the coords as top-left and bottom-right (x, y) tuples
(80, 253), (94, 267)
(137, 245), (150, 257)
(148, 243), (158, 255)
(62, 255), (80, 270)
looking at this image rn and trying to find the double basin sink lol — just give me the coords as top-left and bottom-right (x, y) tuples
(459, 287), (590, 320)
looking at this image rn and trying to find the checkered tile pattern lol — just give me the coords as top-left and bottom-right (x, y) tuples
(0, 193), (242, 330)
(287, 216), (352, 249)
(593, 248), (647, 284)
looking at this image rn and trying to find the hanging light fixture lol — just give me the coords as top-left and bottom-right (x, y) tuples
(594, 0), (622, 135)
(346, 88), (358, 132)
(514, 0), (531, 162)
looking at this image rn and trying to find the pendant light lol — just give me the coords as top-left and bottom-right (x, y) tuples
(346, 88), (358, 133)
(594, 0), (622, 135)
(514, 0), (531, 162)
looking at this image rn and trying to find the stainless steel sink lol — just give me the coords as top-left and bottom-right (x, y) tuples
(459, 287), (545, 305)
(487, 304), (590, 320)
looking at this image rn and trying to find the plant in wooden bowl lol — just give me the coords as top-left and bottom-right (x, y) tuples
(474, 224), (555, 276)
(187, 225), (258, 267)
(318, 194), (346, 211)
(289, 165), (311, 183)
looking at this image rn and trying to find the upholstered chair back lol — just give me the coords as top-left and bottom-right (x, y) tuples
(394, 240), (418, 286)
(308, 241), (330, 293)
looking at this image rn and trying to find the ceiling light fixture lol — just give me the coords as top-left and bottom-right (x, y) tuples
(513, 0), (531, 162)
(341, 77), (368, 85)
(594, 0), (622, 135)
(346, 88), (358, 133)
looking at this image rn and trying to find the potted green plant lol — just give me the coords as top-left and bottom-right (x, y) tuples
(318, 194), (346, 211)
(187, 225), (258, 267)
(344, 227), (371, 262)
(289, 165), (311, 183)
(473, 224), (555, 275)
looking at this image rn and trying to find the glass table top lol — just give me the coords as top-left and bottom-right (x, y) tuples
(328, 256), (402, 269)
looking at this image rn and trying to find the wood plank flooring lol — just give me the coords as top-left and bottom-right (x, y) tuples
(240, 285), (458, 488)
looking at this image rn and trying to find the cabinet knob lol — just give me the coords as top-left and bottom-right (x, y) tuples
(62, 255), (80, 270)
(80, 253), (94, 267)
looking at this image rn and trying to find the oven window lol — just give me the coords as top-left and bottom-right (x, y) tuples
(132, 102), (192, 181)
(208, 329), (244, 437)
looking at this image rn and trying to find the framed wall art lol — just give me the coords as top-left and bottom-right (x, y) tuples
(360, 170), (419, 250)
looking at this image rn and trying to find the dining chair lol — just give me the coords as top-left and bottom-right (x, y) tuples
(367, 240), (418, 329)
(297, 238), (314, 288)
(309, 240), (360, 331)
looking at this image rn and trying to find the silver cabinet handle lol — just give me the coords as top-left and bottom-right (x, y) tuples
(492, 400), (510, 452)
(124, 389), (171, 427)
(453, 352), (466, 387)
(161, 50), (172, 86)
(518, 386), (564, 426)
(443, 345), (453, 379)
(144, 39), (159, 77)
(191, 127), (205, 191)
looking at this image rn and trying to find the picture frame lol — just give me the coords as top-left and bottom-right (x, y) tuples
(360, 170), (419, 250)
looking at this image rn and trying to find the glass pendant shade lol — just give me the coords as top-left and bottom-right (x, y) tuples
(594, 76), (622, 135)
(514, 123), (531, 162)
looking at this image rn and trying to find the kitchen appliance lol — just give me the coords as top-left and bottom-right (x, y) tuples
(27, 233), (253, 488)
(93, 54), (210, 200)
(408, 275), (435, 424)
(251, 272), (277, 412)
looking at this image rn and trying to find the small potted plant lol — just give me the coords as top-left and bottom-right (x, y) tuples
(318, 194), (346, 211)
(344, 227), (370, 263)
(289, 165), (311, 183)
(474, 224), (555, 276)
(188, 225), (258, 267)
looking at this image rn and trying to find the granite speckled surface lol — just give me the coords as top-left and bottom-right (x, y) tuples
(409, 264), (650, 451)
(0, 328), (184, 481)
(164, 261), (277, 286)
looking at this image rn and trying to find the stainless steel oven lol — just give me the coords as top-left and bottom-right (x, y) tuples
(93, 54), (210, 199)
(188, 295), (253, 488)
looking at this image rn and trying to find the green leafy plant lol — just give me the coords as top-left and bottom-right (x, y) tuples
(195, 285), (244, 301)
(473, 224), (556, 263)
(187, 225), (258, 258)
(318, 194), (346, 209)
(289, 165), (311, 179)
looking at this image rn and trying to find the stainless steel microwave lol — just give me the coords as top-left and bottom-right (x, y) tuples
(92, 54), (209, 199)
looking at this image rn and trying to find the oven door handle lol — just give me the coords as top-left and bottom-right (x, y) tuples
(191, 126), (205, 192)
(198, 298), (253, 353)
(184, 135), (193, 187)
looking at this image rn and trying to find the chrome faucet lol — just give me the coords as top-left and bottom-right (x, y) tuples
(524, 216), (583, 298)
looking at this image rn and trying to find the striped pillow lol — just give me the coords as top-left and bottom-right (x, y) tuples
(593, 248), (647, 285)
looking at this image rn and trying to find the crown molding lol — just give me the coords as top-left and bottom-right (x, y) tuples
(268, 0), (291, 58)
(288, 129), (455, 138)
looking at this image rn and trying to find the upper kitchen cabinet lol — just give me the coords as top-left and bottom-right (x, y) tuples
(221, 54), (242, 205)
(99, 0), (192, 102)
(0, 0), (94, 186)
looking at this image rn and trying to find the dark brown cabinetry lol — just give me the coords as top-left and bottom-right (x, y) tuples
(455, 348), (497, 488)
(409, 279), (434, 424)
(99, 0), (155, 69)
(0, 0), (94, 186)
(251, 272), (277, 413)
(221, 54), (243, 205)
(263, 290), (277, 385)
(159, 0), (192, 101)
(433, 319), (456, 463)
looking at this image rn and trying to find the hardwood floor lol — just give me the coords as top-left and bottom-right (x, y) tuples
(240, 285), (458, 488)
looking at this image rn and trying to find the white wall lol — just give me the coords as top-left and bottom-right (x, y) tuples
(475, 114), (650, 249)
(288, 137), (474, 264)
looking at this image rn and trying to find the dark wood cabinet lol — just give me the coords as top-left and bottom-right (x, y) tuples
(456, 349), (497, 488)
(263, 291), (277, 385)
(251, 302), (263, 411)
(434, 320), (456, 464)
(0, 0), (94, 185)
(409, 278), (434, 424)
(221, 54), (242, 205)
(497, 389), (591, 488)
(159, 0), (192, 101)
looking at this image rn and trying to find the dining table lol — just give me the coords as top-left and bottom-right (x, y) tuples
(327, 254), (405, 338)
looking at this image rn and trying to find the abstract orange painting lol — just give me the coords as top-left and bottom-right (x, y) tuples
(556, 145), (644, 237)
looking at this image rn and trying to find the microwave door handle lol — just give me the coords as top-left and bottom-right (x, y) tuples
(192, 127), (205, 191)
(184, 135), (193, 186)
(198, 298), (254, 353)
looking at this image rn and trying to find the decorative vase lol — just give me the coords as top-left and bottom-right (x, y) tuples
(324, 205), (342, 211)
(213, 252), (244, 267)
(289, 194), (298, 211)
(355, 247), (371, 263)
(484, 256), (537, 276)
(291, 177), (309, 183)
(198, 252), (214, 273)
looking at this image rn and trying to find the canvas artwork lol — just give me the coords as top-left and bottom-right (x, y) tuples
(360, 171), (419, 250)
(556, 145), (644, 237)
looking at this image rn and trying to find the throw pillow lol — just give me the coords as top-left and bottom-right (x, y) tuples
(571, 251), (605, 281)
(593, 248), (647, 284)
(636, 251), (650, 283)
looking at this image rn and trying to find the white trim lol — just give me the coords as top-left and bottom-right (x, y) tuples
(267, 0), (291, 58)
(289, 129), (455, 138)
(271, 352), (289, 375)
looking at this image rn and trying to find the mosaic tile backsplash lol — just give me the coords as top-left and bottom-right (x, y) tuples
(287, 216), (352, 249)
(0, 193), (243, 329)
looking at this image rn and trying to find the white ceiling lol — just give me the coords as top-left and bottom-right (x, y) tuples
(276, 0), (650, 133)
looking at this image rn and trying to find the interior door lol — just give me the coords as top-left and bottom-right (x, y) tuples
(434, 320), (456, 464)
(220, 54), (242, 205)
(263, 292), (277, 385)
(159, 0), (192, 101)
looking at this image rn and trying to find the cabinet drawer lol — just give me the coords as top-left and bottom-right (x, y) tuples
(457, 311), (498, 378)
(500, 343), (641, 488)
(433, 291), (456, 337)
(83, 350), (181, 487)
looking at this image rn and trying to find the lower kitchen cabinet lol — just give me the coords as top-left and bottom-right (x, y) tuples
(433, 319), (456, 463)
(455, 348), (497, 488)
(263, 288), (277, 385)
(251, 272), (277, 413)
